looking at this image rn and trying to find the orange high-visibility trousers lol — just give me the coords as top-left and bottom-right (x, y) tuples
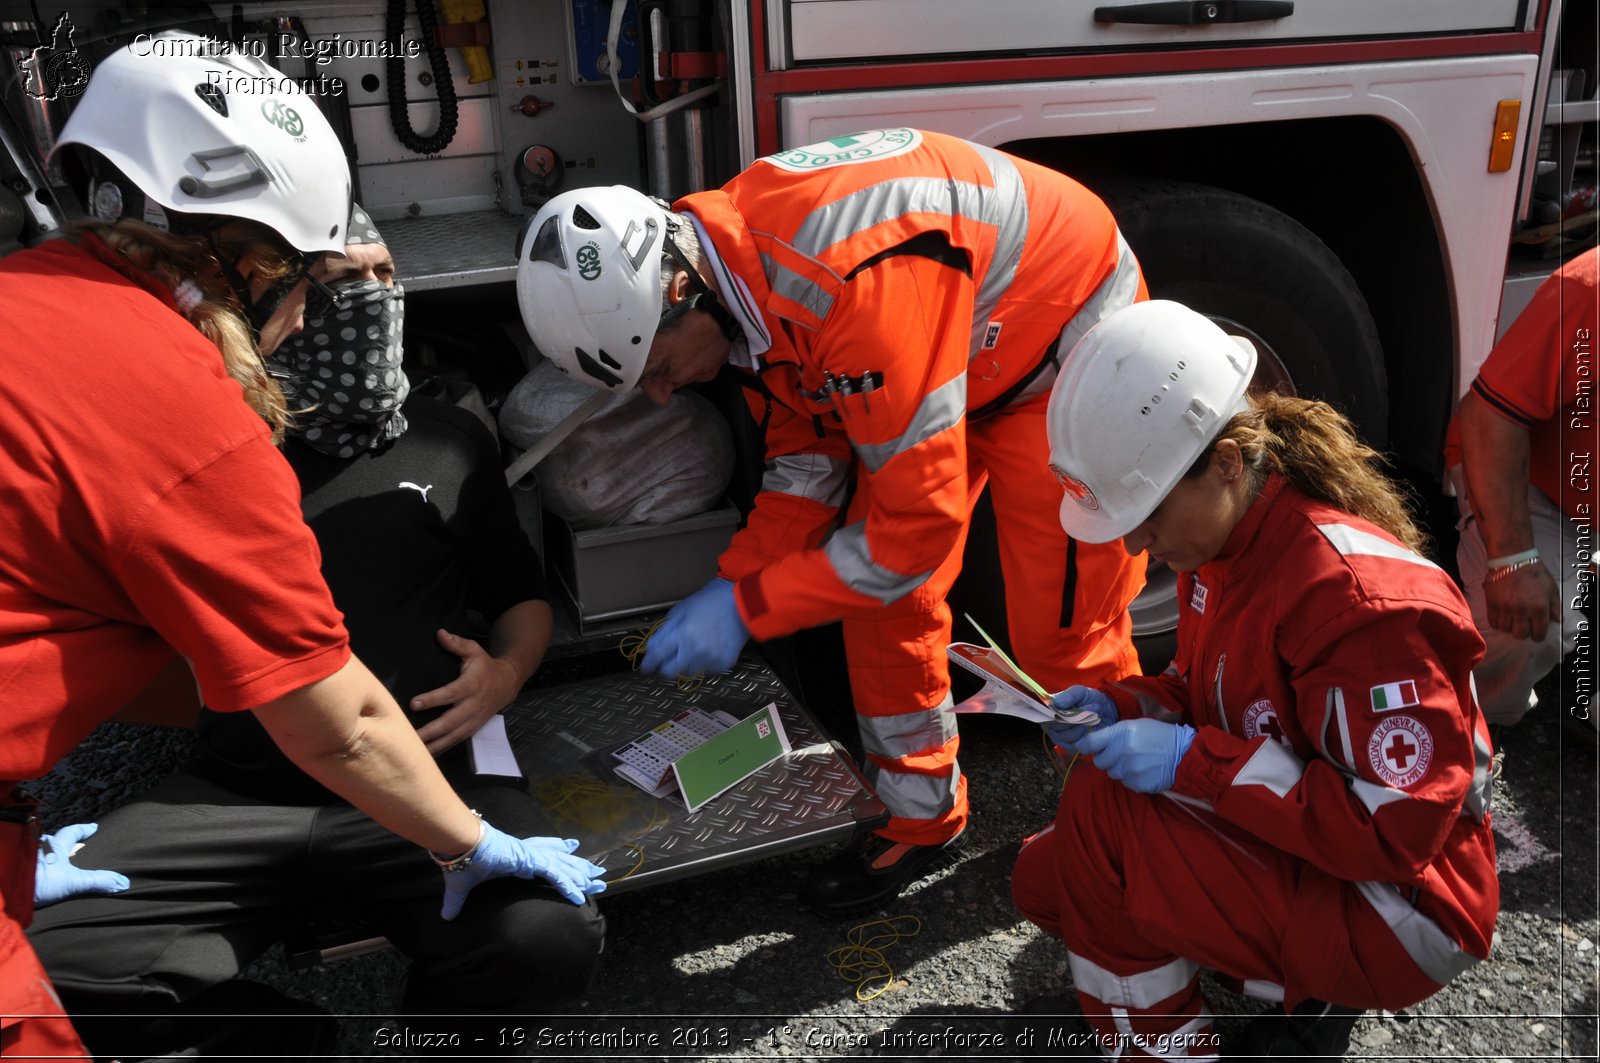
(845, 390), (1145, 846)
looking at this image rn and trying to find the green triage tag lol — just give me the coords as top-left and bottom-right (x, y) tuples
(672, 702), (792, 812)
(964, 614), (1053, 702)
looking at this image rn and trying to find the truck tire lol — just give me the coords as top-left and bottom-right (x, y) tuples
(1095, 178), (1387, 671)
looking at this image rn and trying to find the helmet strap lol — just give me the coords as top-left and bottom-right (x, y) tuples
(210, 231), (316, 344)
(659, 231), (741, 344)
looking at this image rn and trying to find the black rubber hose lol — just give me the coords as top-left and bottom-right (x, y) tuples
(386, 0), (458, 156)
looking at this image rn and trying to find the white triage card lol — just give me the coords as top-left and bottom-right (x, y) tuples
(612, 708), (740, 798)
(469, 714), (523, 777)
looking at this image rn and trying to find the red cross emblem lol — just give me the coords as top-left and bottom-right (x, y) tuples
(1368, 715), (1433, 788)
(1242, 699), (1289, 748)
(1383, 733), (1418, 769)
(1051, 465), (1100, 511)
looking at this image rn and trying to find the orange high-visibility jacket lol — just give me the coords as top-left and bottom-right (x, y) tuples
(678, 129), (1137, 641)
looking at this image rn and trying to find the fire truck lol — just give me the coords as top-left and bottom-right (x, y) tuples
(2, 0), (1594, 663)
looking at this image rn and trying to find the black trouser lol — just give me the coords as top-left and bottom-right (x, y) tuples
(27, 771), (605, 1054)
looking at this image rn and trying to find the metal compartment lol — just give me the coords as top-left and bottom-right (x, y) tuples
(543, 503), (742, 626)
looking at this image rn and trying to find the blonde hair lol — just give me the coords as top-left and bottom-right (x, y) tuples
(65, 218), (296, 441)
(1201, 392), (1427, 554)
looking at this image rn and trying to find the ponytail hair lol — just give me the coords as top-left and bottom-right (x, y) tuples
(64, 218), (294, 442)
(1197, 392), (1428, 554)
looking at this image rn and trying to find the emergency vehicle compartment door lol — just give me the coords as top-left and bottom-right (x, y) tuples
(503, 657), (886, 893)
(779, 0), (1527, 65)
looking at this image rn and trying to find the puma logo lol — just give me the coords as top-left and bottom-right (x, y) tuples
(399, 482), (433, 502)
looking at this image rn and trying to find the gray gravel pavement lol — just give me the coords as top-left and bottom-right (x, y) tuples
(28, 669), (1599, 1062)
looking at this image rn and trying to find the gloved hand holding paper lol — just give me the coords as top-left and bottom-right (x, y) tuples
(946, 615), (1101, 728)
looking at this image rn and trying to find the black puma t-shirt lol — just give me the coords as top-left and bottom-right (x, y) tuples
(192, 396), (545, 802)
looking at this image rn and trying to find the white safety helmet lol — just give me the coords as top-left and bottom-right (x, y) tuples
(516, 185), (671, 391)
(51, 32), (349, 254)
(1046, 300), (1258, 543)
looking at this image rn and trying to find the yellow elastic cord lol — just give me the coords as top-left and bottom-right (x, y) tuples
(1044, 730), (1079, 793)
(826, 915), (922, 1002)
(620, 621), (704, 691)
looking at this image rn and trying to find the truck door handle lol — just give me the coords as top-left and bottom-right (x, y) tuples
(1094, 1), (1294, 25)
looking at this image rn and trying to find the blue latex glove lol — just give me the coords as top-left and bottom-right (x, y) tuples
(639, 578), (749, 678)
(440, 822), (607, 920)
(1042, 685), (1119, 753)
(1076, 718), (1197, 793)
(34, 823), (130, 908)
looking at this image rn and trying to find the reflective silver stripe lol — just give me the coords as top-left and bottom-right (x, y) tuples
(854, 374), (967, 473)
(1355, 879), (1482, 985)
(762, 453), (850, 508)
(1331, 687), (1358, 771)
(785, 150), (1029, 352)
(1464, 725), (1494, 822)
(758, 248), (839, 323)
(1231, 740), (1306, 799)
(1212, 654), (1230, 735)
(869, 763), (960, 821)
(857, 695), (957, 761)
(1043, 230), (1145, 379)
(1318, 688), (1344, 770)
(1110, 1007), (1218, 1062)
(823, 520), (934, 604)
(1349, 776), (1411, 816)
(1068, 952), (1200, 1010)
(1161, 791), (1218, 815)
(966, 143), (1030, 358)
(1240, 979), (1285, 1003)
(1316, 522), (1441, 570)
(1108, 679), (1183, 724)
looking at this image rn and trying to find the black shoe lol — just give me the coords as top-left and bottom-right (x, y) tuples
(1229, 998), (1362, 1062)
(801, 829), (965, 916)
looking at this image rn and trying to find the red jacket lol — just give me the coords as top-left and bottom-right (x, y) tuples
(1109, 475), (1497, 980)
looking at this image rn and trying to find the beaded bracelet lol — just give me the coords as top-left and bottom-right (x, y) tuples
(1485, 557), (1544, 582)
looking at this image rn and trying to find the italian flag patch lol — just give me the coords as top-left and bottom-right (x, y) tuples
(1370, 679), (1419, 712)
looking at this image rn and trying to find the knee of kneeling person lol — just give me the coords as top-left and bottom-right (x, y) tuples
(495, 892), (606, 972)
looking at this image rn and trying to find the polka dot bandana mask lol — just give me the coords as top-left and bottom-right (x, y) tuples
(271, 279), (409, 457)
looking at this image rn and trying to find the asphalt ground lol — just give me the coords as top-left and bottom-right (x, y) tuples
(27, 662), (1599, 1062)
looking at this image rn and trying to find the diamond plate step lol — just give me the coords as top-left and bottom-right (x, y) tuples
(502, 655), (886, 894)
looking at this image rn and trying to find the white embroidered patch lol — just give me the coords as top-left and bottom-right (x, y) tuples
(763, 127), (922, 172)
(983, 322), (1003, 349)
(1368, 714), (1434, 789)
(1243, 698), (1290, 747)
(1190, 582), (1208, 614)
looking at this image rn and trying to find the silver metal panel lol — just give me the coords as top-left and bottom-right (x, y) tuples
(784, 0), (1525, 64)
(383, 208), (524, 290)
(503, 657), (886, 894)
(349, 95), (500, 165)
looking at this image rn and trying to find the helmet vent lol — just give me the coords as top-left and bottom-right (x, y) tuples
(571, 205), (602, 230)
(528, 216), (566, 268)
(598, 350), (623, 371)
(574, 346), (623, 388)
(194, 83), (229, 117)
